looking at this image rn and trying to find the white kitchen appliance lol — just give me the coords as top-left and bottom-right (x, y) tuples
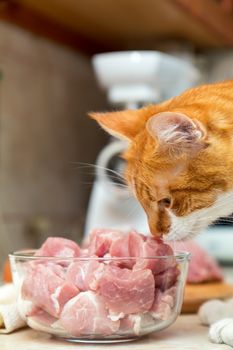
(85, 51), (233, 263)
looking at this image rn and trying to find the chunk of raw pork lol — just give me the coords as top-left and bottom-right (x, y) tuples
(154, 265), (180, 291)
(133, 236), (174, 274)
(119, 313), (154, 335)
(66, 259), (104, 291)
(87, 229), (125, 256)
(109, 230), (146, 258)
(60, 291), (120, 336)
(109, 230), (145, 268)
(171, 240), (223, 283)
(22, 264), (78, 317)
(27, 308), (67, 335)
(99, 265), (155, 314)
(150, 287), (177, 320)
(110, 230), (174, 273)
(35, 237), (81, 258)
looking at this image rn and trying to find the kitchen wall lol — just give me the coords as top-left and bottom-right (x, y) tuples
(0, 21), (108, 265)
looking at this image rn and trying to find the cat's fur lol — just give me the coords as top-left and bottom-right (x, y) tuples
(91, 80), (233, 347)
(90, 80), (233, 240)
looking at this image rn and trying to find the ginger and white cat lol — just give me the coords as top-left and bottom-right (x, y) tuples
(91, 80), (233, 347)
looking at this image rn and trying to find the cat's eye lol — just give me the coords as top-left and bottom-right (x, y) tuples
(158, 197), (172, 209)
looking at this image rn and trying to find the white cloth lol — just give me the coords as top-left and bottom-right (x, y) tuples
(199, 298), (233, 347)
(0, 283), (26, 333)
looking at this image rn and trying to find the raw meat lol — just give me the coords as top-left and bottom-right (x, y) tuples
(22, 263), (78, 317)
(109, 230), (145, 268)
(119, 313), (155, 336)
(133, 237), (174, 274)
(171, 240), (223, 283)
(88, 229), (125, 256)
(109, 230), (146, 257)
(150, 287), (177, 320)
(60, 291), (120, 336)
(99, 265), (155, 314)
(154, 265), (180, 291)
(109, 232), (132, 268)
(109, 230), (174, 273)
(35, 237), (81, 258)
(27, 309), (67, 336)
(28, 308), (57, 326)
(20, 230), (180, 338)
(66, 259), (104, 291)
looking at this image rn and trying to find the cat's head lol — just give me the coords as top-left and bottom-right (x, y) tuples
(90, 104), (232, 240)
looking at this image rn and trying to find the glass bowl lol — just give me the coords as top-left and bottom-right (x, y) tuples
(9, 250), (190, 343)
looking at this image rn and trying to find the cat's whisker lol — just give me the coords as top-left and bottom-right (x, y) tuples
(76, 170), (128, 187)
(215, 218), (233, 223)
(75, 167), (131, 190)
(80, 178), (129, 190)
(214, 222), (233, 226)
(73, 162), (126, 181)
(83, 171), (127, 185)
(170, 218), (233, 239)
(169, 229), (198, 241)
(181, 211), (233, 224)
(172, 196), (233, 225)
(125, 202), (140, 220)
(195, 194), (233, 213)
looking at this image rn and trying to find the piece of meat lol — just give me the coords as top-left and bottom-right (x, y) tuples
(60, 291), (120, 336)
(28, 307), (57, 325)
(109, 231), (174, 273)
(35, 237), (81, 258)
(45, 262), (66, 279)
(88, 229), (125, 257)
(109, 230), (146, 268)
(133, 237), (175, 275)
(109, 232), (133, 268)
(154, 265), (180, 291)
(150, 287), (177, 321)
(27, 308), (67, 335)
(150, 299), (171, 321)
(22, 264), (79, 317)
(171, 240), (223, 283)
(66, 259), (104, 291)
(119, 313), (154, 336)
(109, 230), (147, 258)
(128, 230), (147, 255)
(99, 265), (155, 314)
(163, 286), (178, 308)
(109, 233), (130, 257)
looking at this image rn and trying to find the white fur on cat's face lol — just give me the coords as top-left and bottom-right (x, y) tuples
(165, 190), (233, 241)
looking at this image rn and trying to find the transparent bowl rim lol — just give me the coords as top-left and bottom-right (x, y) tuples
(9, 249), (191, 262)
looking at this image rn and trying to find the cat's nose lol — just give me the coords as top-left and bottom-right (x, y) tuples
(148, 216), (163, 238)
(147, 209), (171, 238)
(149, 223), (162, 238)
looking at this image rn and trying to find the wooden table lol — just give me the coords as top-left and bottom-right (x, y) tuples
(0, 315), (231, 350)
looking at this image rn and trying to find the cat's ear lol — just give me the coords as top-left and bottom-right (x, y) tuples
(89, 109), (147, 141)
(146, 112), (207, 155)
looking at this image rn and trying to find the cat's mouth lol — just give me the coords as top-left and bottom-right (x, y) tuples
(146, 206), (172, 238)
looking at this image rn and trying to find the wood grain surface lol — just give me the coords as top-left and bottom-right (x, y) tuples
(182, 282), (233, 313)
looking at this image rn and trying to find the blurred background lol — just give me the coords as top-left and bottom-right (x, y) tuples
(0, 0), (233, 268)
